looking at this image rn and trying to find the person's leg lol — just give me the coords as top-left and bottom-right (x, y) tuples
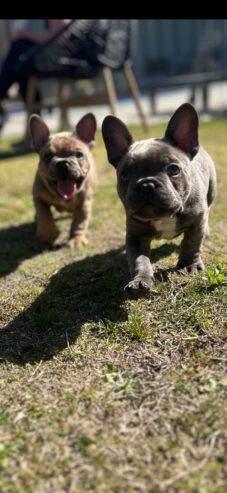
(0, 39), (36, 101)
(0, 39), (40, 132)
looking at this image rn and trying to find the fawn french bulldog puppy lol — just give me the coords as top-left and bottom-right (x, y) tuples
(102, 103), (216, 296)
(30, 113), (97, 247)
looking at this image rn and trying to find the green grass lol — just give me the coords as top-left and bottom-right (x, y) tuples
(0, 120), (226, 493)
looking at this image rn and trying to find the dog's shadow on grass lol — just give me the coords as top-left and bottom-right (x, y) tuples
(0, 242), (179, 366)
(0, 222), (43, 278)
(0, 219), (71, 278)
(0, 247), (128, 365)
(153, 242), (179, 281)
(0, 148), (34, 160)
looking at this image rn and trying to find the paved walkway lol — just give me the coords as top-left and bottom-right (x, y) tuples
(2, 81), (227, 139)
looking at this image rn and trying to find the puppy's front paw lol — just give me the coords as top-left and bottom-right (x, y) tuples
(177, 259), (205, 274)
(124, 277), (153, 297)
(67, 235), (88, 248)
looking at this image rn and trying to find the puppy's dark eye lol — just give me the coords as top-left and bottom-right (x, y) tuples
(75, 151), (84, 160)
(167, 164), (181, 177)
(120, 170), (129, 182)
(43, 153), (52, 162)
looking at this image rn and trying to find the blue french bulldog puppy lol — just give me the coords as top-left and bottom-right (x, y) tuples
(102, 103), (216, 296)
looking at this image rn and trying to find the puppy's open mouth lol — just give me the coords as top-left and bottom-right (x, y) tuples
(49, 177), (83, 200)
(57, 177), (78, 200)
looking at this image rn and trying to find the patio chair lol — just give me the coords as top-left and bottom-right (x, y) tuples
(16, 19), (148, 139)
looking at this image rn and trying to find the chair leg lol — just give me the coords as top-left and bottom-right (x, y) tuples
(25, 76), (38, 141)
(201, 83), (208, 113)
(58, 80), (69, 130)
(189, 86), (196, 105)
(150, 88), (157, 115)
(123, 65), (149, 132)
(101, 67), (118, 116)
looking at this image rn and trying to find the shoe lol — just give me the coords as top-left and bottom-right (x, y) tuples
(0, 107), (7, 131)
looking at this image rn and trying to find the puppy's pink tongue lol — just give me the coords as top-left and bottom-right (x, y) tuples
(57, 178), (77, 199)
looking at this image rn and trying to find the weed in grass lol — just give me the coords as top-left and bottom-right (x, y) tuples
(206, 263), (227, 287)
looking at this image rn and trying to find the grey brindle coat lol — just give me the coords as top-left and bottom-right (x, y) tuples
(102, 103), (216, 296)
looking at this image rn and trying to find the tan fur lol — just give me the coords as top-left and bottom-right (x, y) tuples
(32, 132), (97, 246)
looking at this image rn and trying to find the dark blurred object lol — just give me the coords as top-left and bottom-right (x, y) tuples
(16, 19), (148, 139)
(0, 20), (11, 70)
(0, 105), (7, 130)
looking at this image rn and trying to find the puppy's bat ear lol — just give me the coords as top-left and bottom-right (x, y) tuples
(102, 116), (133, 167)
(74, 113), (97, 146)
(164, 103), (199, 159)
(29, 114), (50, 152)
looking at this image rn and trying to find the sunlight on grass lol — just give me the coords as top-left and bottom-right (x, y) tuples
(0, 122), (226, 493)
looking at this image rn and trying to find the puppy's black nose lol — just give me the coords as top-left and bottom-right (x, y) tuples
(58, 160), (70, 177)
(137, 177), (159, 191)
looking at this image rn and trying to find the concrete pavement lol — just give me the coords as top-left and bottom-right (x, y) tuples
(2, 81), (227, 139)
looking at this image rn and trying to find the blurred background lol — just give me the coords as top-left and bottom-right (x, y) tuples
(1, 19), (227, 138)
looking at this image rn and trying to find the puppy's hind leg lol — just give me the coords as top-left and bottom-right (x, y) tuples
(176, 215), (207, 273)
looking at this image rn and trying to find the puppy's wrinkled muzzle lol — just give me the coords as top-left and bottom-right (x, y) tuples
(57, 160), (72, 179)
(49, 159), (84, 200)
(126, 177), (183, 219)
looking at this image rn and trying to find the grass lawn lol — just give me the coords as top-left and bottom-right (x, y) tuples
(0, 119), (226, 493)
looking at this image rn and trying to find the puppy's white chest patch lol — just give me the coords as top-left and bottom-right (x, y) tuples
(150, 216), (177, 240)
